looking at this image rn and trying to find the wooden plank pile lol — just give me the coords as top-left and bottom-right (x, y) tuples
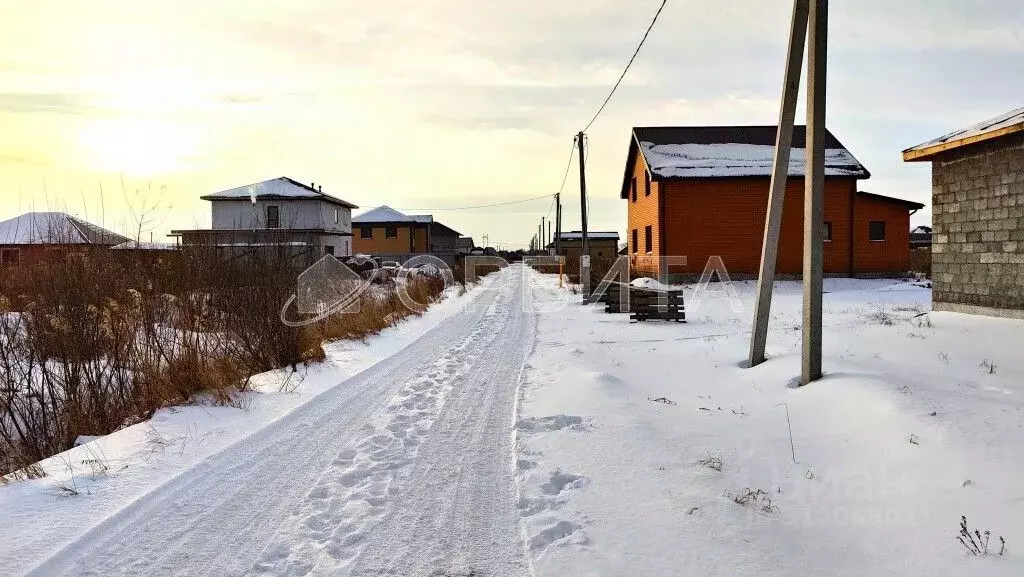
(598, 283), (686, 322)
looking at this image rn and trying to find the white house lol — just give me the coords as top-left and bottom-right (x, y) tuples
(171, 177), (359, 257)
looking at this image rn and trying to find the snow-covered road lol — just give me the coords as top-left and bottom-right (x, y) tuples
(26, 266), (534, 577)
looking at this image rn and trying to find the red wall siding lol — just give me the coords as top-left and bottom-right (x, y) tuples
(625, 152), (662, 275)
(659, 177), (858, 275)
(852, 195), (913, 273)
(623, 168), (912, 276)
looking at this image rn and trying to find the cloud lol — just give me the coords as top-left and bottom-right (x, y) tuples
(0, 93), (103, 116)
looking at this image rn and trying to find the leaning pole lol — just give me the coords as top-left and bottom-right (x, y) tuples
(748, 0), (827, 386)
(748, 0), (809, 368)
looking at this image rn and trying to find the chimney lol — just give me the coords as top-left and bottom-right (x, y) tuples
(318, 185), (322, 192)
(310, 181), (315, 190)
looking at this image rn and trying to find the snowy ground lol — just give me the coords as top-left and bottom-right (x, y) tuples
(3, 266), (1022, 577)
(519, 271), (1024, 577)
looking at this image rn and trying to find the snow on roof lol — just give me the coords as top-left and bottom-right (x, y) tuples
(352, 206), (462, 235)
(556, 231), (620, 241)
(639, 142), (867, 179)
(0, 212), (129, 245)
(903, 106), (1024, 160)
(202, 177), (358, 209)
(353, 205), (418, 223)
(630, 126), (869, 181)
(110, 240), (178, 250)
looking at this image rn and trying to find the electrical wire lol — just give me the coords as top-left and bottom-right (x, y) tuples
(582, 0), (669, 132)
(394, 193), (554, 212)
(557, 138), (576, 194)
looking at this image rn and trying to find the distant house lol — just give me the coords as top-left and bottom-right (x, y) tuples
(622, 126), (923, 279)
(903, 106), (1024, 318)
(547, 231), (621, 261)
(910, 225), (933, 250)
(170, 177), (358, 257)
(352, 206), (462, 260)
(456, 237), (476, 255)
(0, 211), (129, 266)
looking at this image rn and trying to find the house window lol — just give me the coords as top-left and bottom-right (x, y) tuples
(266, 205), (280, 228)
(869, 221), (886, 241)
(334, 208), (339, 224)
(632, 229), (638, 253)
(360, 226), (372, 239)
(644, 225), (652, 253)
(0, 248), (20, 267)
(823, 221), (833, 242)
(631, 177), (638, 203)
(385, 225), (398, 239)
(324, 245), (334, 256)
(645, 173), (651, 197)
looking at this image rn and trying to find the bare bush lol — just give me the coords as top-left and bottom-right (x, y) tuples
(725, 488), (780, 514)
(696, 453), (723, 472)
(958, 515), (1006, 556)
(0, 248), (465, 476)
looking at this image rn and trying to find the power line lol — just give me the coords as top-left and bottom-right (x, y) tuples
(394, 193), (553, 212)
(582, 0), (669, 132)
(557, 138), (576, 194)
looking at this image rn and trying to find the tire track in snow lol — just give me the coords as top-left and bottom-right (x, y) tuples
(24, 272), (522, 577)
(345, 268), (534, 577)
(249, 298), (511, 576)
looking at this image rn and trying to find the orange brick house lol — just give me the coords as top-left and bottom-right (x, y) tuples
(352, 206), (462, 258)
(622, 126), (924, 279)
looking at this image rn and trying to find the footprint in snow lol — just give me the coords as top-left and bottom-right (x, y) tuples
(529, 521), (588, 552)
(540, 470), (586, 496)
(517, 415), (587, 433)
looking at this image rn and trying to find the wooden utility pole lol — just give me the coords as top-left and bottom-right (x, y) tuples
(802, 0), (827, 385)
(555, 192), (562, 254)
(577, 132), (589, 259)
(749, 0), (810, 368)
(541, 217), (546, 252)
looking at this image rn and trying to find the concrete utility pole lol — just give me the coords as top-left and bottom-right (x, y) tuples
(541, 217), (546, 251)
(802, 0), (827, 385)
(749, 0), (810, 368)
(577, 132), (589, 260)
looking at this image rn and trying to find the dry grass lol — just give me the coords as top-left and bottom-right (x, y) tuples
(0, 250), (466, 476)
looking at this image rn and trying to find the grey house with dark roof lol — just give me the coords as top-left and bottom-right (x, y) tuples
(171, 177), (358, 257)
(904, 107), (1024, 318)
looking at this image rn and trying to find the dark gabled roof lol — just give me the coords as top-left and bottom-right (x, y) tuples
(428, 221), (462, 237)
(621, 125), (870, 198)
(202, 177), (359, 209)
(857, 191), (925, 210)
(634, 125), (849, 149)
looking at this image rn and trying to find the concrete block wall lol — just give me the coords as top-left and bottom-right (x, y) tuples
(930, 132), (1024, 313)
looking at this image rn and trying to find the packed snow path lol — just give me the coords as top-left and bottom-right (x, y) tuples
(28, 267), (534, 577)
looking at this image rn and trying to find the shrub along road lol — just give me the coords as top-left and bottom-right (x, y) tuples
(24, 266), (534, 577)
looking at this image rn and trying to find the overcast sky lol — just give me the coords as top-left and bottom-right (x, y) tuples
(1, 0), (1022, 247)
